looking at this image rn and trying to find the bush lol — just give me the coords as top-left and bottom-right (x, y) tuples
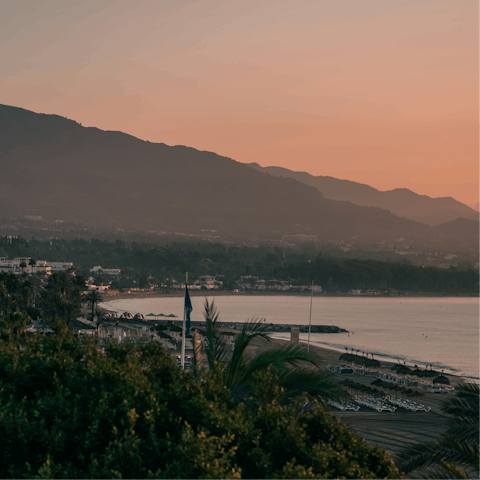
(0, 321), (401, 478)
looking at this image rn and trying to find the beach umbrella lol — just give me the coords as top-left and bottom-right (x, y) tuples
(397, 366), (411, 375)
(146, 313), (156, 317)
(433, 374), (450, 385)
(407, 390), (425, 402)
(397, 386), (409, 397)
(366, 358), (381, 368)
(167, 314), (176, 318)
(157, 313), (165, 317)
(411, 365), (422, 377)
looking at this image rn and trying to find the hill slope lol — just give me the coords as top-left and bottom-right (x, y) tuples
(0, 104), (477, 250)
(248, 164), (478, 226)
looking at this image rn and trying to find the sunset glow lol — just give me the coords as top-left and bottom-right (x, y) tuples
(2, 0), (478, 205)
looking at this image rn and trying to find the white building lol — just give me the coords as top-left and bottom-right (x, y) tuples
(0, 257), (51, 275)
(90, 266), (121, 275)
(46, 261), (73, 271)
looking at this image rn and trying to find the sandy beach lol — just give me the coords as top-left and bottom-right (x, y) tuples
(242, 334), (459, 475)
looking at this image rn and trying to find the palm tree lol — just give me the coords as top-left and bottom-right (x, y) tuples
(398, 382), (479, 478)
(84, 290), (105, 319)
(94, 308), (105, 332)
(199, 299), (339, 404)
(41, 272), (83, 325)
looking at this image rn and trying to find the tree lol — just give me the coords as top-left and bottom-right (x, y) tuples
(0, 320), (401, 479)
(84, 289), (104, 319)
(0, 273), (19, 316)
(94, 307), (104, 332)
(201, 299), (340, 403)
(41, 272), (83, 325)
(398, 382), (479, 478)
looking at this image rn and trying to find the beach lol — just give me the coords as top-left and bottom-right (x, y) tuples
(244, 334), (460, 474)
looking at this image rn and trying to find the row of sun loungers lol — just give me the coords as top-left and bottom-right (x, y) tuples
(386, 396), (431, 412)
(329, 394), (432, 413)
(328, 400), (360, 411)
(354, 395), (397, 412)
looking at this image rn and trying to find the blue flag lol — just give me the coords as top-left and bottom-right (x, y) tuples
(185, 285), (192, 336)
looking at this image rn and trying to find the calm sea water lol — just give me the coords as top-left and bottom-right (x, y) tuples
(103, 295), (479, 381)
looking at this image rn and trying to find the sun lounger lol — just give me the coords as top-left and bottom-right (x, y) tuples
(328, 400), (360, 412)
(354, 395), (396, 412)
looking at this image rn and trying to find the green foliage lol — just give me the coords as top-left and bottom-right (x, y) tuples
(1, 236), (477, 293)
(398, 382), (479, 478)
(40, 272), (84, 325)
(0, 321), (401, 479)
(84, 290), (105, 318)
(203, 299), (341, 404)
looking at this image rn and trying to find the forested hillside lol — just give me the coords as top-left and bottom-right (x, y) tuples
(1, 104), (477, 251)
(1, 237), (477, 294)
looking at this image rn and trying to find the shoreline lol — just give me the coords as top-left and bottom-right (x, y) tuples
(100, 294), (478, 383)
(257, 334), (473, 384)
(105, 290), (479, 301)
(259, 336), (466, 462)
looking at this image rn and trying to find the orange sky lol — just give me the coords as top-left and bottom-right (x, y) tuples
(2, 0), (478, 206)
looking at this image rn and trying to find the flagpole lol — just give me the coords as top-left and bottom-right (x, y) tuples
(307, 280), (313, 353)
(181, 272), (188, 370)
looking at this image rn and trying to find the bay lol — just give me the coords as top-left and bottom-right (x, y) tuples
(103, 295), (479, 381)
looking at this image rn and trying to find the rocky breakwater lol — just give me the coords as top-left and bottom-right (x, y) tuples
(265, 324), (348, 333)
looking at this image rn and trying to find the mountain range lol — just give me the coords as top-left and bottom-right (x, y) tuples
(0, 104), (478, 251)
(248, 164), (478, 226)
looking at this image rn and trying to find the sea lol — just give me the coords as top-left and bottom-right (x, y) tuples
(103, 295), (479, 382)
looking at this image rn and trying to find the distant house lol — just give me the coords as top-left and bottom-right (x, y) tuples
(46, 261), (73, 271)
(87, 284), (109, 292)
(0, 257), (52, 275)
(90, 266), (121, 275)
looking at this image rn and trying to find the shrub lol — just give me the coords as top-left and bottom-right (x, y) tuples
(0, 321), (401, 478)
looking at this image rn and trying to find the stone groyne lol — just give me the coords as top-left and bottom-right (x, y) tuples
(171, 320), (347, 334)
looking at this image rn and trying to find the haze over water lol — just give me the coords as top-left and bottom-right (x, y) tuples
(104, 296), (479, 381)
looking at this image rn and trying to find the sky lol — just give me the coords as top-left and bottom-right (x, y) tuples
(2, 0), (478, 206)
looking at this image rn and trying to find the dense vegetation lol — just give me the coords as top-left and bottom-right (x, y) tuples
(0, 315), (402, 479)
(1, 236), (478, 293)
(0, 271), (86, 322)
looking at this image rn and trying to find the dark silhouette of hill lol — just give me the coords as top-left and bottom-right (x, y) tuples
(248, 164), (479, 226)
(0, 104), (477, 251)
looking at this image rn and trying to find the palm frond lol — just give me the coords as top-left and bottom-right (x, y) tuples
(398, 380), (479, 478)
(275, 368), (341, 403)
(398, 436), (479, 475)
(244, 344), (317, 372)
(423, 461), (470, 479)
(225, 318), (269, 388)
(203, 299), (227, 372)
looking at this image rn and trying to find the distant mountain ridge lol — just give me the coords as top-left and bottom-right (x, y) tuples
(0, 104), (477, 252)
(248, 164), (478, 226)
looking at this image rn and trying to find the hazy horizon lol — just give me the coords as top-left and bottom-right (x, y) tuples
(2, 0), (478, 205)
